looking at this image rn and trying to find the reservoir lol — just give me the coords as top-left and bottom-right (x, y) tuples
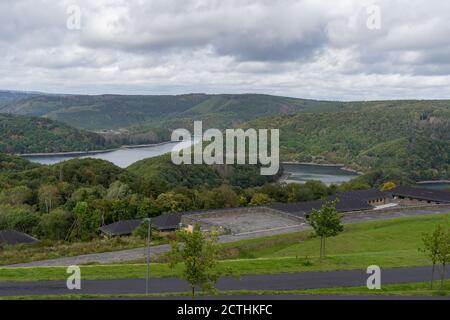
(22, 141), (190, 168)
(282, 163), (359, 185)
(22, 146), (360, 185)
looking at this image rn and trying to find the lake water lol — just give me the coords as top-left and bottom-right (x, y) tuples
(416, 183), (450, 191)
(282, 163), (359, 185)
(23, 146), (361, 185)
(22, 140), (194, 168)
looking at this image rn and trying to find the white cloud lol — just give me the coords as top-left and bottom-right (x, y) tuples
(0, 0), (450, 99)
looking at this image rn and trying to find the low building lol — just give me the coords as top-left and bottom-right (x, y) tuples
(99, 219), (144, 236)
(336, 189), (390, 206)
(153, 212), (187, 231)
(269, 197), (373, 219)
(0, 230), (37, 246)
(388, 186), (450, 205)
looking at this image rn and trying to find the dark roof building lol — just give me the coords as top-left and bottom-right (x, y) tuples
(269, 197), (373, 218)
(99, 219), (144, 236)
(0, 230), (37, 246)
(153, 212), (186, 231)
(389, 186), (450, 203)
(336, 189), (389, 203)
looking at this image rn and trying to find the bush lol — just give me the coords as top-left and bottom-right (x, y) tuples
(37, 208), (75, 240)
(0, 205), (40, 234)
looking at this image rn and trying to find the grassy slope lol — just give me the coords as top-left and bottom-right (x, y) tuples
(1, 213), (449, 282)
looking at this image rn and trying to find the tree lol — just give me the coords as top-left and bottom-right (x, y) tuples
(105, 181), (131, 200)
(380, 181), (396, 191)
(167, 224), (222, 297)
(155, 192), (192, 213)
(0, 186), (33, 205)
(37, 209), (75, 240)
(38, 184), (60, 213)
(420, 224), (444, 289)
(70, 201), (100, 241)
(436, 223), (450, 290)
(0, 204), (39, 234)
(308, 200), (343, 259)
(249, 193), (272, 206)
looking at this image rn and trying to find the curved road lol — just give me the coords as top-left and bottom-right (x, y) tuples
(1, 265), (449, 297)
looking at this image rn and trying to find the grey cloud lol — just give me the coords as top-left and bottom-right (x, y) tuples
(0, 0), (450, 99)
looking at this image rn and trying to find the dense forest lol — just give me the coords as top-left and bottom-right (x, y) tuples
(0, 154), (342, 242)
(0, 113), (116, 153)
(244, 104), (450, 181)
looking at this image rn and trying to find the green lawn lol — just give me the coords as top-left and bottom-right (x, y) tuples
(0, 236), (171, 266)
(219, 213), (450, 260)
(1, 213), (449, 282)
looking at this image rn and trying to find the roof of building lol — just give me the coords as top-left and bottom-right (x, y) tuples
(389, 186), (450, 203)
(0, 230), (37, 246)
(152, 212), (186, 231)
(152, 207), (270, 231)
(269, 197), (373, 217)
(337, 189), (389, 202)
(99, 219), (144, 236)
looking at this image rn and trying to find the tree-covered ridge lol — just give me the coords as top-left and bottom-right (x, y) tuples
(0, 155), (328, 243)
(0, 113), (117, 153)
(0, 90), (38, 107)
(244, 104), (450, 181)
(0, 153), (40, 173)
(127, 153), (280, 189)
(0, 93), (333, 132)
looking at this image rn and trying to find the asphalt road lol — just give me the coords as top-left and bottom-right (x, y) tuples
(7, 206), (450, 267)
(1, 265), (449, 297)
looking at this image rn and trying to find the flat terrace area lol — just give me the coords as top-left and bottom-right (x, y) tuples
(193, 210), (304, 235)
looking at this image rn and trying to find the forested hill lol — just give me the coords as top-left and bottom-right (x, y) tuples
(0, 93), (335, 131)
(0, 90), (39, 107)
(244, 104), (450, 181)
(0, 113), (116, 153)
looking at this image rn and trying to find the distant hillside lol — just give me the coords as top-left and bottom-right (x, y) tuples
(0, 90), (40, 107)
(244, 103), (450, 181)
(0, 113), (116, 153)
(0, 93), (335, 133)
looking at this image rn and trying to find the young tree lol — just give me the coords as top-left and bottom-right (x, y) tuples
(308, 200), (343, 259)
(420, 224), (444, 289)
(38, 185), (60, 213)
(249, 193), (272, 206)
(380, 181), (397, 191)
(436, 224), (450, 290)
(167, 224), (221, 297)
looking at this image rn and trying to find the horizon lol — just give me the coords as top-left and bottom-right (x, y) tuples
(2, 88), (450, 103)
(2, 1), (450, 101)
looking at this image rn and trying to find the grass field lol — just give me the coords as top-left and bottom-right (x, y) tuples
(0, 237), (148, 266)
(1, 213), (449, 282)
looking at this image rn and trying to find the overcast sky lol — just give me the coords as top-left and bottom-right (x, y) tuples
(1, 0), (450, 100)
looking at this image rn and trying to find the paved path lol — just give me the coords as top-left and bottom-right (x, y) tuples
(1, 265), (449, 297)
(6, 207), (450, 267)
